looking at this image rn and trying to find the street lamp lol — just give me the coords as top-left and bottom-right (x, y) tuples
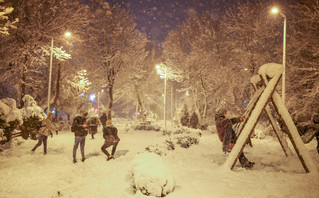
(47, 32), (71, 113)
(271, 6), (286, 104)
(156, 64), (167, 127)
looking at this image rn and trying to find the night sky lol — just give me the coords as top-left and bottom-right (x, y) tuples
(107, 0), (229, 46)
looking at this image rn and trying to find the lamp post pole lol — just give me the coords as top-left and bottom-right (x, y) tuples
(164, 65), (167, 127)
(47, 38), (54, 113)
(271, 7), (286, 104)
(282, 13), (286, 104)
(97, 92), (100, 116)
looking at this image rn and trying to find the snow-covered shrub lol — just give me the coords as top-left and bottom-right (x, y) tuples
(175, 135), (199, 148)
(161, 126), (201, 149)
(21, 95), (46, 119)
(145, 140), (175, 156)
(0, 98), (23, 144)
(131, 152), (175, 197)
(21, 95), (46, 140)
(131, 122), (161, 131)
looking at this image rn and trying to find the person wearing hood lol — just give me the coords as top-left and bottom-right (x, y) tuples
(215, 108), (255, 169)
(101, 120), (120, 161)
(31, 112), (57, 155)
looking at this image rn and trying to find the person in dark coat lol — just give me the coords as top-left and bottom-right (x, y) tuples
(215, 108), (254, 169)
(101, 120), (120, 161)
(72, 112), (88, 163)
(31, 112), (57, 155)
(100, 113), (108, 128)
(87, 116), (100, 139)
(190, 112), (199, 129)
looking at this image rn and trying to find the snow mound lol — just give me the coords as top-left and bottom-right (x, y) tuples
(131, 152), (175, 197)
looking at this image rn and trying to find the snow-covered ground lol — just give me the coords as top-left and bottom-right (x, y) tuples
(0, 119), (319, 198)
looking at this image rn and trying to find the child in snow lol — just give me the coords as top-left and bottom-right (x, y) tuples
(31, 112), (57, 155)
(101, 120), (120, 161)
(215, 108), (255, 169)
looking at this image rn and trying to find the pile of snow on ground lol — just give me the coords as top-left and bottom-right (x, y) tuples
(131, 152), (175, 197)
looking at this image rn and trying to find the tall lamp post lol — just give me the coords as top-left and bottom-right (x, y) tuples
(156, 64), (167, 127)
(47, 32), (71, 113)
(271, 7), (286, 104)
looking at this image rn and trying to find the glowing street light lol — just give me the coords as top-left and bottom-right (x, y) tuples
(271, 6), (286, 104)
(47, 32), (71, 112)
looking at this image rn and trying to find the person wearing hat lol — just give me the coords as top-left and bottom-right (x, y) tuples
(101, 120), (120, 161)
(215, 107), (255, 169)
(72, 112), (88, 163)
(31, 111), (57, 155)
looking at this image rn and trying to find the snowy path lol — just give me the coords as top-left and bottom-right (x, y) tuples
(0, 122), (319, 198)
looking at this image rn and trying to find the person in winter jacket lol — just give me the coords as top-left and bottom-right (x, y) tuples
(100, 113), (108, 128)
(101, 120), (120, 161)
(31, 112), (57, 155)
(72, 112), (88, 163)
(215, 108), (255, 169)
(87, 116), (100, 139)
(190, 112), (199, 129)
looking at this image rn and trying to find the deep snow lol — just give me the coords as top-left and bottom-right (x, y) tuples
(0, 119), (318, 198)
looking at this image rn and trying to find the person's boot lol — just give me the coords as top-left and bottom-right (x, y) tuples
(73, 159), (77, 164)
(107, 155), (114, 161)
(81, 158), (86, 162)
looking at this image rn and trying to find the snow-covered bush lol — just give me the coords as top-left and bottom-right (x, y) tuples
(21, 95), (46, 119)
(21, 95), (46, 140)
(162, 126), (201, 149)
(0, 98), (23, 144)
(131, 152), (175, 197)
(130, 122), (161, 131)
(145, 140), (175, 156)
(175, 134), (199, 148)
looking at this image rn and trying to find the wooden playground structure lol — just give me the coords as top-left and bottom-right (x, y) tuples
(224, 63), (317, 173)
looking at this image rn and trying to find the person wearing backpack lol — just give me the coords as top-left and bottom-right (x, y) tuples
(31, 112), (57, 155)
(72, 112), (88, 163)
(101, 120), (120, 161)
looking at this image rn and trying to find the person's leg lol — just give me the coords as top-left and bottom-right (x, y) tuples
(73, 136), (80, 162)
(31, 134), (44, 152)
(239, 152), (254, 168)
(43, 136), (48, 155)
(111, 141), (119, 156)
(80, 136), (86, 161)
(101, 142), (111, 157)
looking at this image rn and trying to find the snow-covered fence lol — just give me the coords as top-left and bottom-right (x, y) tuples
(131, 152), (175, 197)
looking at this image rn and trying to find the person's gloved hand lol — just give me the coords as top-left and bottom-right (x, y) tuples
(237, 115), (245, 122)
(56, 130), (59, 135)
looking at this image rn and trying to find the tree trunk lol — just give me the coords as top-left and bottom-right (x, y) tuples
(19, 55), (28, 108)
(53, 63), (62, 122)
(135, 84), (146, 121)
(200, 77), (208, 118)
(107, 68), (115, 120)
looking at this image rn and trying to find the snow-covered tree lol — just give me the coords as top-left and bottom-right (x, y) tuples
(0, 0), (18, 35)
(285, 0), (319, 123)
(85, 1), (152, 120)
(0, 0), (89, 109)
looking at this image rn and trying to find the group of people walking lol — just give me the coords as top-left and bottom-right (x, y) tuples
(31, 112), (120, 164)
